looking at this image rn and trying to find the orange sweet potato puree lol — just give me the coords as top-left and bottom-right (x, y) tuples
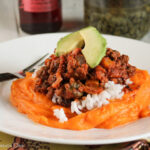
(10, 69), (150, 130)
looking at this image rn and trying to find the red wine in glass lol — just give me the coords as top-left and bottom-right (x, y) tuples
(19, 0), (62, 34)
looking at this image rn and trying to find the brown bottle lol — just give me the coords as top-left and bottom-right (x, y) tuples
(19, 0), (62, 34)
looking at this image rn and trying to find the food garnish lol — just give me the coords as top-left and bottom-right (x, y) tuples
(56, 26), (107, 68)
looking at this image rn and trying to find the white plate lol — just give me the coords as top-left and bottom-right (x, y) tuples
(0, 33), (150, 145)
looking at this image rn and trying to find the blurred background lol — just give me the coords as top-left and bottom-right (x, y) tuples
(0, 0), (150, 43)
(0, 0), (84, 42)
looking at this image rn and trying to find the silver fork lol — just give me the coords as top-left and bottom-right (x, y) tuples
(0, 53), (49, 82)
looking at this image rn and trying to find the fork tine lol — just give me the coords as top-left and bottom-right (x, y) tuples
(29, 61), (45, 73)
(22, 53), (49, 73)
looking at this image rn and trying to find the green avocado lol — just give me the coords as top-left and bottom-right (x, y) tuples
(55, 31), (84, 56)
(55, 26), (107, 68)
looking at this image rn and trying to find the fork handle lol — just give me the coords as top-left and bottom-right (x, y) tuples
(0, 73), (18, 82)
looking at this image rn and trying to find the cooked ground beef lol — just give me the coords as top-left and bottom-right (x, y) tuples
(34, 48), (136, 107)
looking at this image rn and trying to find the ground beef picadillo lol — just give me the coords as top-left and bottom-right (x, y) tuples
(34, 48), (136, 107)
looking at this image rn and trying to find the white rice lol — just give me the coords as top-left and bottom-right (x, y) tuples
(71, 81), (125, 114)
(53, 108), (68, 123)
(53, 79), (132, 119)
(104, 81), (125, 99)
(52, 94), (62, 104)
(126, 79), (133, 85)
(71, 101), (82, 115)
(32, 66), (42, 78)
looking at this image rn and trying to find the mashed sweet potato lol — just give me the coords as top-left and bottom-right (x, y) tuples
(10, 69), (150, 130)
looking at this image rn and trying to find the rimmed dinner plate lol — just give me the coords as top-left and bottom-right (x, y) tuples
(0, 33), (150, 145)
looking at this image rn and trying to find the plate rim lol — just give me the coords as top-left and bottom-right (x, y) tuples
(0, 32), (150, 47)
(1, 126), (150, 145)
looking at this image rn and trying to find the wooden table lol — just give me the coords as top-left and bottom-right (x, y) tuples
(0, 0), (150, 43)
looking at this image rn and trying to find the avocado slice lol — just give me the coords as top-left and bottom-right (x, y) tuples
(56, 32), (84, 57)
(55, 26), (107, 68)
(80, 27), (107, 68)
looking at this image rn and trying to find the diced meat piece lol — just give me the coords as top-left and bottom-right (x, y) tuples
(101, 57), (115, 69)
